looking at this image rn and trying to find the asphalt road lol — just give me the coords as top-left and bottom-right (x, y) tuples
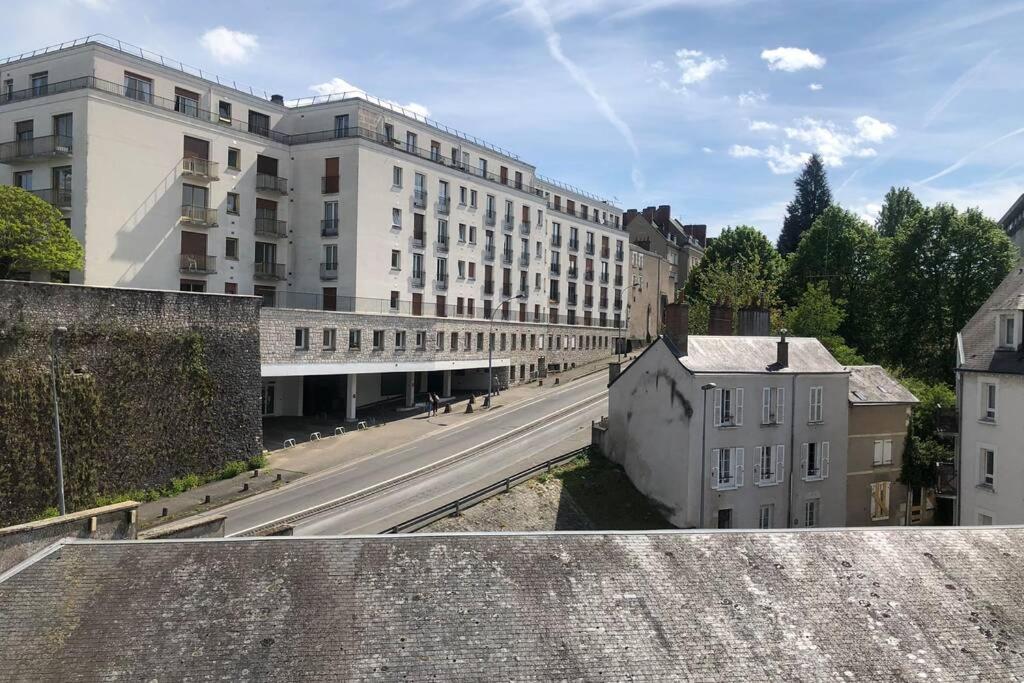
(223, 372), (610, 536)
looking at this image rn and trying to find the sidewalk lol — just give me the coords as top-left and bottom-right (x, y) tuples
(139, 353), (631, 530)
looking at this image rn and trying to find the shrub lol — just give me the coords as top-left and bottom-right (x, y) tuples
(218, 460), (248, 480)
(246, 452), (268, 470)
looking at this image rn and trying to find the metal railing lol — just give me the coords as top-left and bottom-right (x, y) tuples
(412, 233), (426, 248)
(567, 294), (578, 306)
(550, 263), (561, 275)
(551, 235), (562, 247)
(567, 267), (578, 279)
(614, 299), (623, 310)
(585, 243), (595, 255)
(614, 275), (623, 287)
(437, 196), (450, 214)
(435, 277), (449, 290)
(584, 296), (594, 308)
(411, 271), (425, 287)
(599, 272), (609, 284)
(0, 134), (72, 163)
(567, 238), (579, 251)
(181, 157), (218, 180)
(321, 219), (339, 237)
(483, 245), (495, 261)
(518, 254), (530, 268)
(322, 175), (339, 194)
(502, 217), (514, 231)
(584, 271), (594, 282)
(180, 204), (218, 226)
(484, 281), (495, 295)
(179, 253), (215, 274)
(436, 238), (449, 253)
(615, 249), (624, 262)
(256, 173), (288, 194)
(502, 249), (513, 265)
(30, 188), (72, 209)
(320, 263), (338, 280)
(414, 190), (427, 208)
(600, 298), (609, 308)
(254, 262), (286, 280)
(255, 216), (287, 237)
(520, 222), (531, 235)
(484, 210), (496, 226)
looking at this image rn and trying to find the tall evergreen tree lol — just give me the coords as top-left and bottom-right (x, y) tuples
(876, 186), (923, 237)
(776, 154), (833, 257)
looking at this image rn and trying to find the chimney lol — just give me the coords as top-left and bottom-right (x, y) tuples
(608, 361), (622, 384)
(656, 205), (672, 228)
(737, 307), (770, 336)
(623, 208), (639, 227)
(270, 94), (284, 105)
(664, 302), (689, 356)
(708, 304), (734, 335)
(642, 206), (657, 223)
(777, 329), (789, 369)
(684, 224), (707, 247)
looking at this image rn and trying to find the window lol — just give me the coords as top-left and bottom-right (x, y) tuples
(755, 445), (784, 486)
(712, 447), (744, 490)
(870, 482), (891, 521)
(761, 387), (785, 424)
(294, 328), (310, 350)
(174, 87), (200, 117)
(225, 237), (239, 261)
(716, 508), (733, 529)
(179, 279), (205, 293)
(1000, 314), (1016, 348)
(224, 283), (238, 294)
(802, 441), (830, 480)
(809, 386), (823, 423)
(384, 123), (394, 142)
(450, 332), (458, 350)
(390, 290), (400, 310)
(713, 388), (743, 426)
(30, 72), (47, 96)
(372, 330), (385, 350)
(458, 223), (467, 242)
(226, 192), (239, 215)
(323, 328), (337, 350)
(395, 331), (407, 350)
(406, 131), (417, 152)
(479, 157), (488, 176)
(415, 331), (427, 350)
(980, 382), (997, 422)
(459, 186), (467, 205)
(980, 447), (995, 488)
(393, 166), (403, 187)
(334, 114), (349, 138)
(758, 504), (774, 529)
(436, 331), (445, 350)
(477, 332), (484, 350)
(227, 148), (240, 170)
(218, 100), (232, 123)
(469, 225), (477, 244)
(123, 72), (152, 102)
(468, 262), (476, 279)
(248, 110), (271, 137)
(465, 332), (473, 350)
(872, 439), (893, 466)
(470, 190), (478, 208)
(804, 500), (819, 527)
(392, 208), (402, 229)
(349, 329), (361, 349)
(458, 261), (466, 279)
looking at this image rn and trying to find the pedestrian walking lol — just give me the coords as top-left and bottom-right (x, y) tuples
(430, 392), (439, 416)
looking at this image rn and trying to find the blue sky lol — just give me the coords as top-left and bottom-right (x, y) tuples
(9, 0), (1024, 239)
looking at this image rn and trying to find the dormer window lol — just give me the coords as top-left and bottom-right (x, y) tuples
(998, 313), (1017, 349)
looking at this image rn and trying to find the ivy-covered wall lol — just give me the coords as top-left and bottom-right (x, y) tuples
(0, 281), (262, 525)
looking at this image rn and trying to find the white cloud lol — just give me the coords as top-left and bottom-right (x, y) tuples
(728, 144), (809, 173)
(781, 116), (895, 167)
(702, 146), (714, 154)
(808, 83), (824, 91)
(737, 90), (768, 107)
(308, 77), (431, 119)
(674, 48), (727, 85)
(728, 144), (761, 158)
(852, 202), (882, 224)
(854, 115), (897, 143)
(199, 27), (258, 65)
(749, 120), (777, 132)
(760, 47), (826, 72)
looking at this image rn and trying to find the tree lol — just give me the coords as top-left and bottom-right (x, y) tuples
(684, 225), (784, 305)
(784, 281), (865, 364)
(0, 186), (83, 279)
(875, 186), (923, 238)
(776, 154), (832, 256)
(895, 376), (956, 489)
(883, 204), (1017, 381)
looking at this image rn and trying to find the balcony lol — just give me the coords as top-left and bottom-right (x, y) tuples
(584, 270), (595, 282)
(567, 267), (578, 279)
(321, 218), (339, 237)
(411, 270), (425, 288)
(322, 175), (340, 194)
(180, 204), (217, 227)
(502, 283), (512, 297)
(483, 245), (495, 261)
(413, 190), (427, 208)
(614, 275), (624, 287)
(254, 262), (286, 281)
(614, 298), (623, 310)
(412, 233), (426, 248)
(519, 254), (530, 268)
(549, 292), (560, 304)
(255, 216), (287, 238)
(584, 296), (594, 308)
(484, 281), (495, 295)
(437, 196), (450, 214)
(615, 248), (624, 262)
(320, 262), (338, 280)
(435, 276), (449, 291)
(502, 217), (514, 232)
(436, 237), (449, 253)
(0, 135), (73, 164)
(181, 157), (219, 181)
(585, 243), (595, 255)
(521, 220), (531, 234)
(551, 235), (562, 248)
(502, 249), (514, 265)
(568, 238), (579, 251)
(600, 272), (609, 284)
(601, 247), (610, 259)
(550, 263), (561, 276)
(600, 297), (609, 308)
(179, 253), (216, 274)
(568, 294), (578, 306)
(256, 173), (288, 194)
(31, 188), (72, 210)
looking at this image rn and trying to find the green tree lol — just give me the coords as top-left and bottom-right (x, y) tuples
(784, 281), (866, 365)
(875, 186), (923, 237)
(776, 154), (833, 256)
(884, 204), (1017, 381)
(684, 225), (784, 305)
(0, 186), (83, 278)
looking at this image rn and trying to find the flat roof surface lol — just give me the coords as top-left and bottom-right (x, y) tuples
(683, 335), (846, 374)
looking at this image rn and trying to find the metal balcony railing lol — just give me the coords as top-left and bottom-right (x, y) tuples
(584, 270), (594, 282)
(601, 247), (610, 259)
(0, 134), (72, 163)
(567, 267), (578, 279)
(414, 190), (427, 208)
(436, 237), (449, 253)
(567, 238), (579, 251)
(484, 281), (494, 295)
(180, 204), (217, 226)
(181, 157), (218, 180)
(411, 270), (425, 287)
(485, 210), (497, 226)
(584, 296), (594, 307)
(179, 253), (215, 274)
(568, 294), (578, 306)
(412, 232), (426, 248)
(585, 243), (595, 255)
(549, 292), (560, 303)
(600, 272), (609, 284)
(435, 276), (449, 290)
(550, 263), (561, 275)
(502, 249), (513, 265)
(502, 283), (512, 297)
(519, 254), (530, 267)
(256, 173), (288, 194)
(502, 217), (514, 232)
(615, 249), (624, 261)
(614, 298), (623, 310)
(600, 297), (609, 308)
(322, 175), (340, 194)
(255, 216), (287, 238)
(437, 196), (450, 214)
(320, 262), (338, 280)
(30, 188), (72, 209)
(614, 275), (623, 287)
(321, 218), (339, 237)
(551, 235), (562, 247)
(254, 262), (286, 280)
(483, 245), (495, 261)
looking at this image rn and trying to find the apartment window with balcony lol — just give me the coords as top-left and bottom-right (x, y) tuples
(872, 439), (893, 466)
(4, 78), (13, 100)
(182, 184), (210, 219)
(390, 290), (400, 310)
(227, 148), (240, 170)
(414, 173), (426, 207)
(470, 190), (478, 208)
(124, 72), (152, 102)
(712, 447), (743, 490)
(980, 446), (996, 488)
(406, 131), (417, 153)
(225, 237), (238, 261)
(393, 166), (403, 188)
(384, 123), (394, 142)
(218, 100), (232, 123)
(323, 328), (337, 350)
(980, 381), (998, 422)
(436, 257), (448, 282)
(802, 442), (830, 480)
(391, 250), (401, 270)
(479, 158), (488, 176)
(412, 253), (425, 283)
(334, 114), (349, 138)
(713, 388), (743, 427)
(323, 244), (338, 273)
(430, 141), (441, 162)
(349, 329), (361, 349)
(761, 387), (785, 424)
(174, 87), (200, 118)
(373, 330), (385, 350)
(392, 208), (402, 230)
(804, 500), (819, 527)
(225, 193), (239, 215)
(294, 328), (310, 350)
(809, 386), (824, 423)
(248, 110), (271, 137)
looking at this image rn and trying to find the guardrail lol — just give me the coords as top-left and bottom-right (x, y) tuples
(380, 445), (592, 534)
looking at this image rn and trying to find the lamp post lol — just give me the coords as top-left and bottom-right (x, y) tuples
(698, 382), (716, 528)
(485, 291), (527, 408)
(50, 325), (68, 516)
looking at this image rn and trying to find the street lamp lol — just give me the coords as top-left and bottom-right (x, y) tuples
(50, 325), (68, 516)
(485, 291), (528, 408)
(698, 382), (716, 528)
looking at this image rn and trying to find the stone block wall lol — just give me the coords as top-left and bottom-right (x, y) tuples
(0, 281), (262, 525)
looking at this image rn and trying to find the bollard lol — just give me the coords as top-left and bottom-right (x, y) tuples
(204, 495), (211, 504)
(252, 469), (259, 478)
(242, 483), (249, 492)
(443, 404), (452, 414)
(538, 380), (543, 386)
(483, 395), (491, 408)
(554, 377), (560, 385)
(276, 473), (283, 482)
(161, 507), (169, 517)
(465, 401), (474, 413)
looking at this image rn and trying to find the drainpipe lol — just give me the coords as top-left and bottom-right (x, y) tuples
(786, 373), (797, 528)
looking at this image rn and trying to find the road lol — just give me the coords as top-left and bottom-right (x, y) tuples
(222, 372), (610, 536)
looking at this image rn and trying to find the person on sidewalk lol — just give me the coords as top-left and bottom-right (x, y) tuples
(430, 392), (439, 416)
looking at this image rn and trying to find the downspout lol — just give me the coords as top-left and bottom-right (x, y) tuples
(786, 372), (797, 528)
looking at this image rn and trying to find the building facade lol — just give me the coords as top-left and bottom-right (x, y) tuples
(999, 193), (1024, 254)
(625, 242), (674, 346)
(0, 37), (627, 418)
(623, 205), (705, 289)
(956, 261), (1024, 525)
(605, 305), (849, 529)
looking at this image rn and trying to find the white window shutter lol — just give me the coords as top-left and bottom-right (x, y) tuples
(777, 387), (785, 424)
(870, 483), (880, 519)
(821, 441), (830, 478)
(736, 448), (744, 487)
(776, 445), (785, 484)
(713, 389), (722, 426)
(873, 440), (883, 466)
(883, 440), (893, 465)
(881, 482), (890, 517)
(801, 443), (809, 481)
(735, 388), (744, 426)
(711, 449), (720, 489)
(762, 388), (771, 425)
(808, 388), (815, 422)
(754, 446), (762, 483)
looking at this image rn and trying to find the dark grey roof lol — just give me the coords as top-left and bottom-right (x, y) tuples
(683, 335), (846, 374)
(959, 260), (1024, 374)
(846, 365), (919, 404)
(4, 529), (1024, 680)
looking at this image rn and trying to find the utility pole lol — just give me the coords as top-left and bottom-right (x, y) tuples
(485, 292), (527, 408)
(50, 326), (68, 515)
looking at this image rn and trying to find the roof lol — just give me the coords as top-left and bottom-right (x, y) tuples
(682, 335), (846, 374)
(2, 529), (1024, 680)
(959, 261), (1024, 374)
(999, 192), (1024, 234)
(845, 365), (919, 405)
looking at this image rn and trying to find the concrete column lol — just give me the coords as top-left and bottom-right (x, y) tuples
(442, 370), (452, 398)
(419, 371), (428, 392)
(346, 374), (358, 421)
(405, 372), (416, 407)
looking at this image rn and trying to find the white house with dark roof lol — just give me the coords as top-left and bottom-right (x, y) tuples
(957, 260), (1024, 525)
(606, 303), (849, 529)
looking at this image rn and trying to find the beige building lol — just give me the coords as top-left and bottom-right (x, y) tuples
(623, 205), (704, 288)
(626, 242), (674, 346)
(845, 365), (918, 526)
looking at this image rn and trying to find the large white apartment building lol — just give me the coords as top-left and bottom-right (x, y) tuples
(0, 37), (628, 420)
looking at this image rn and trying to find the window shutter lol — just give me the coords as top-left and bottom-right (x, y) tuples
(881, 482), (890, 517)
(873, 440), (883, 466)
(735, 388), (744, 426)
(808, 388), (815, 422)
(713, 389), (722, 426)
(801, 443), (809, 481)
(762, 388), (771, 424)
(735, 448), (744, 487)
(711, 449), (720, 490)
(870, 483), (880, 519)
(776, 445), (785, 484)
(777, 387), (785, 424)
(821, 441), (830, 478)
(883, 440), (893, 465)
(754, 446), (763, 483)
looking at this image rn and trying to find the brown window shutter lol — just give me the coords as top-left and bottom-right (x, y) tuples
(180, 231), (208, 255)
(183, 135), (209, 159)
